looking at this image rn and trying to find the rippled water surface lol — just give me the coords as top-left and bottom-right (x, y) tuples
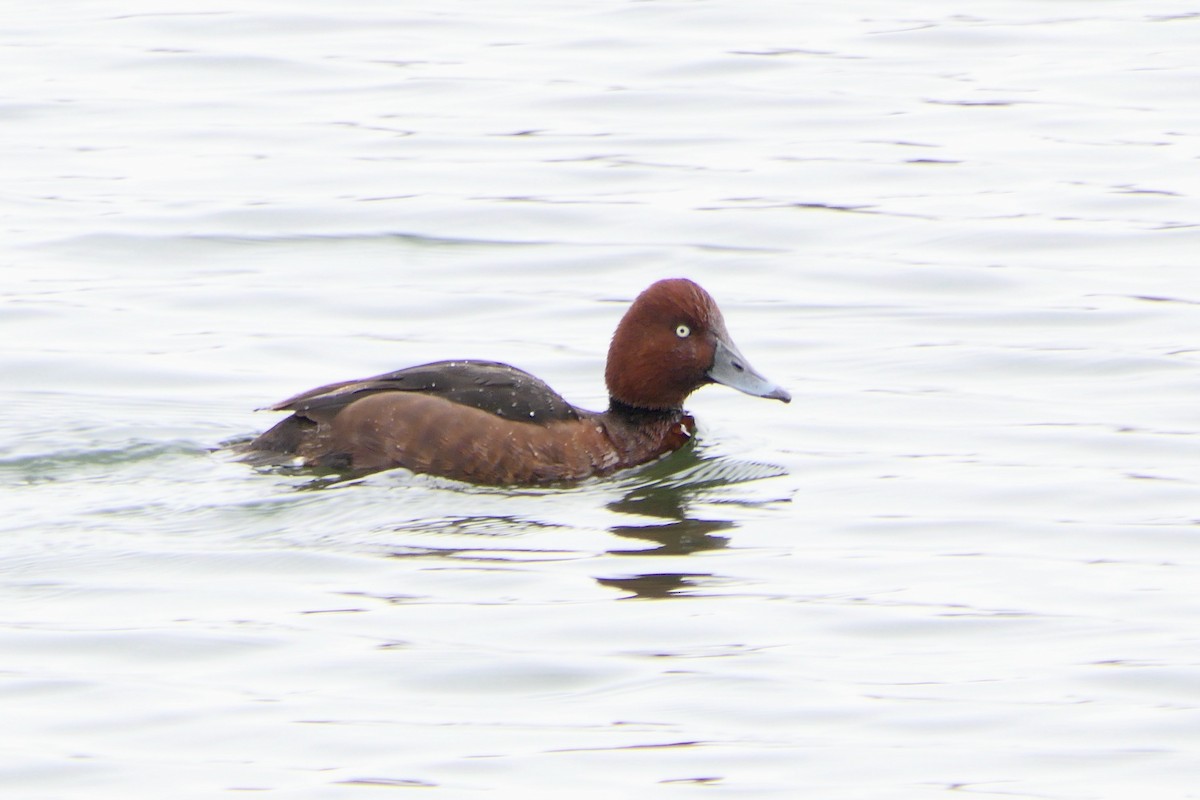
(5, 2), (1200, 798)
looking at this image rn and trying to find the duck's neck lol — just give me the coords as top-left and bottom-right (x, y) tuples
(599, 399), (695, 466)
(606, 397), (682, 419)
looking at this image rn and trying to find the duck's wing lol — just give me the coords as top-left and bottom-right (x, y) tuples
(267, 359), (581, 424)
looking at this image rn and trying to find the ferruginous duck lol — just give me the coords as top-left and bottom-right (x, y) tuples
(245, 278), (789, 485)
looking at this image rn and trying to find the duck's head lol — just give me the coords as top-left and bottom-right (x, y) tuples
(605, 278), (791, 411)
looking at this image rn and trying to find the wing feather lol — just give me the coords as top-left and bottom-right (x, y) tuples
(268, 360), (580, 424)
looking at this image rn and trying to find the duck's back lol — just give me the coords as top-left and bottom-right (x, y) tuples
(245, 360), (634, 483)
(268, 360), (580, 423)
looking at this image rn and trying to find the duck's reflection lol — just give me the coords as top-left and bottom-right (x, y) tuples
(607, 501), (734, 556)
(359, 444), (787, 600)
(595, 572), (716, 599)
(595, 446), (784, 598)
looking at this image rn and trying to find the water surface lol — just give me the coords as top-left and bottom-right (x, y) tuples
(4, 3), (1200, 798)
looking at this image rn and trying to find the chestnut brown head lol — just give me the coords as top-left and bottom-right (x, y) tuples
(605, 278), (790, 411)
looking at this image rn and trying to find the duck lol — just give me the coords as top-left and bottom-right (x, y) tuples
(244, 278), (789, 485)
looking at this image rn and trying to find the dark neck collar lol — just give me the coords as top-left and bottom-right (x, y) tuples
(606, 398), (683, 421)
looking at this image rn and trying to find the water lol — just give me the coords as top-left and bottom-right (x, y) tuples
(4, 2), (1200, 798)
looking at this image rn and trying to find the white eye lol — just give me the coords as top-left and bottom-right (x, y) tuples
(675, 324), (690, 338)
